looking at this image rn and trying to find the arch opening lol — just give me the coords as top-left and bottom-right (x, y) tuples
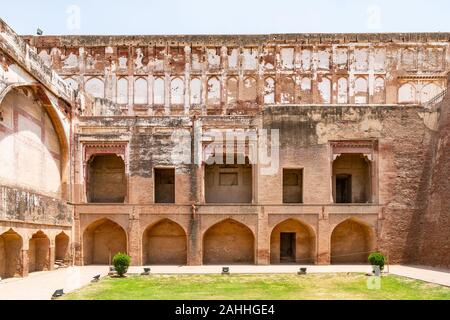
(87, 154), (126, 203)
(270, 219), (315, 264)
(55, 232), (70, 263)
(0, 229), (23, 279)
(332, 153), (371, 203)
(83, 219), (127, 265)
(203, 219), (255, 265)
(28, 231), (50, 273)
(330, 219), (375, 264)
(142, 219), (187, 265)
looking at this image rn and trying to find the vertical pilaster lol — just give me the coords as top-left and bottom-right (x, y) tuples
(21, 249), (29, 277)
(256, 206), (269, 265)
(317, 214), (331, 265)
(128, 206), (141, 266)
(48, 245), (55, 271)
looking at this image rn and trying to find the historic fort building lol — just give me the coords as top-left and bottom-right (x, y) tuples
(0, 18), (449, 279)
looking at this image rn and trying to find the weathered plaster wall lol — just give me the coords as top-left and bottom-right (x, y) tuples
(25, 33), (450, 117)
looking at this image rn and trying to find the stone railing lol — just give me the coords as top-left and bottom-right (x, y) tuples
(423, 88), (448, 109)
(0, 18), (75, 103)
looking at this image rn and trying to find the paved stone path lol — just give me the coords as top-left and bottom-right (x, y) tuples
(0, 265), (448, 300)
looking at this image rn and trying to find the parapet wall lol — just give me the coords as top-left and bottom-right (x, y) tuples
(25, 33), (450, 116)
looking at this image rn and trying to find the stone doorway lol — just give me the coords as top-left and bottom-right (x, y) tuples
(280, 232), (296, 263)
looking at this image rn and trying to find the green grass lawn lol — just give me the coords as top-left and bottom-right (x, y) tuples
(61, 273), (450, 300)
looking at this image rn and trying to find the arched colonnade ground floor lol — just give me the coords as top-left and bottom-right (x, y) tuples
(0, 223), (72, 279)
(75, 211), (379, 267)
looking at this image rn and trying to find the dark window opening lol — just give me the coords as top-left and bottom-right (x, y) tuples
(336, 174), (352, 203)
(155, 168), (175, 203)
(283, 169), (303, 203)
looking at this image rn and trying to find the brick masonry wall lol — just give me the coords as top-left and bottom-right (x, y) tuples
(416, 90), (450, 268)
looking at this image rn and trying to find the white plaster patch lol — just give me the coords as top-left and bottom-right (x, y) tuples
(318, 78), (331, 103)
(301, 49), (311, 71)
(171, 78), (184, 104)
(374, 48), (386, 71)
(264, 77), (275, 104)
(190, 78), (202, 104)
(334, 48), (348, 68)
(243, 48), (258, 70)
(354, 48), (369, 71)
(85, 78), (104, 98)
(337, 77), (348, 103)
(318, 50), (330, 70)
(38, 50), (52, 67)
(117, 78), (128, 104)
(62, 52), (78, 69)
(398, 83), (416, 103)
(300, 77), (311, 91)
(280, 48), (294, 69)
(207, 48), (220, 68)
(207, 77), (221, 103)
(228, 49), (239, 69)
(153, 78), (165, 104)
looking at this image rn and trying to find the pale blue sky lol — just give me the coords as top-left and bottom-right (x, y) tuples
(1, 0), (449, 35)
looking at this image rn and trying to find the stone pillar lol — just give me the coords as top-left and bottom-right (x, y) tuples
(187, 216), (202, 266)
(21, 249), (29, 277)
(317, 215), (331, 265)
(256, 206), (270, 265)
(128, 207), (141, 266)
(48, 245), (55, 271)
(74, 210), (83, 266)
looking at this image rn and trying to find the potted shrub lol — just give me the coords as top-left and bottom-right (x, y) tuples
(368, 252), (385, 275)
(112, 252), (131, 277)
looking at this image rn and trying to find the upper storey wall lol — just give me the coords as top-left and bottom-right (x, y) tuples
(26, 33), (450, 115)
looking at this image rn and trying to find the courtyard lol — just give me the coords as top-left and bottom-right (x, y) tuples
(61, 273), (450, 300)
(1, 265), (449, 300)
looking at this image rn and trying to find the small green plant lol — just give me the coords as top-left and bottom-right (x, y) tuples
(112, 252), (131, 277)
(368, 252), (385, 271)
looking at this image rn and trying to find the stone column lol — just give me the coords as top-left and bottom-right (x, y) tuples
(187, 215), (202, 266)
(317, 212), (331, 265)
(256, 206), (270, 265)
(73, 210), (83, 266)
(48, 245), (55, 271)
(128, 206), (141, 266)
(21, 249), (29, 277)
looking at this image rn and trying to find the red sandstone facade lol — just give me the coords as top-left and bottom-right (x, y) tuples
(0, 18), (449, 279)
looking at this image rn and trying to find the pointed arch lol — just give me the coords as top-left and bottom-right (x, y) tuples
(134, 77), (148, 104)
(82, 218), (127, 265)
(170, 77), (185, 105)
(203, 219), (255, 264)
(0, 229), (23, 279)
(207, 76), (221, 105)
(142, 219), (187, 265)
(0, 84), (71, 200)
(270, 219), (316, 264)
(85, 77), (104, 98)
(28, 230), (50, 272)
(190, 77), (202, 104)
(55, 231), (70, 263)
(330, 218), (376, 264)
